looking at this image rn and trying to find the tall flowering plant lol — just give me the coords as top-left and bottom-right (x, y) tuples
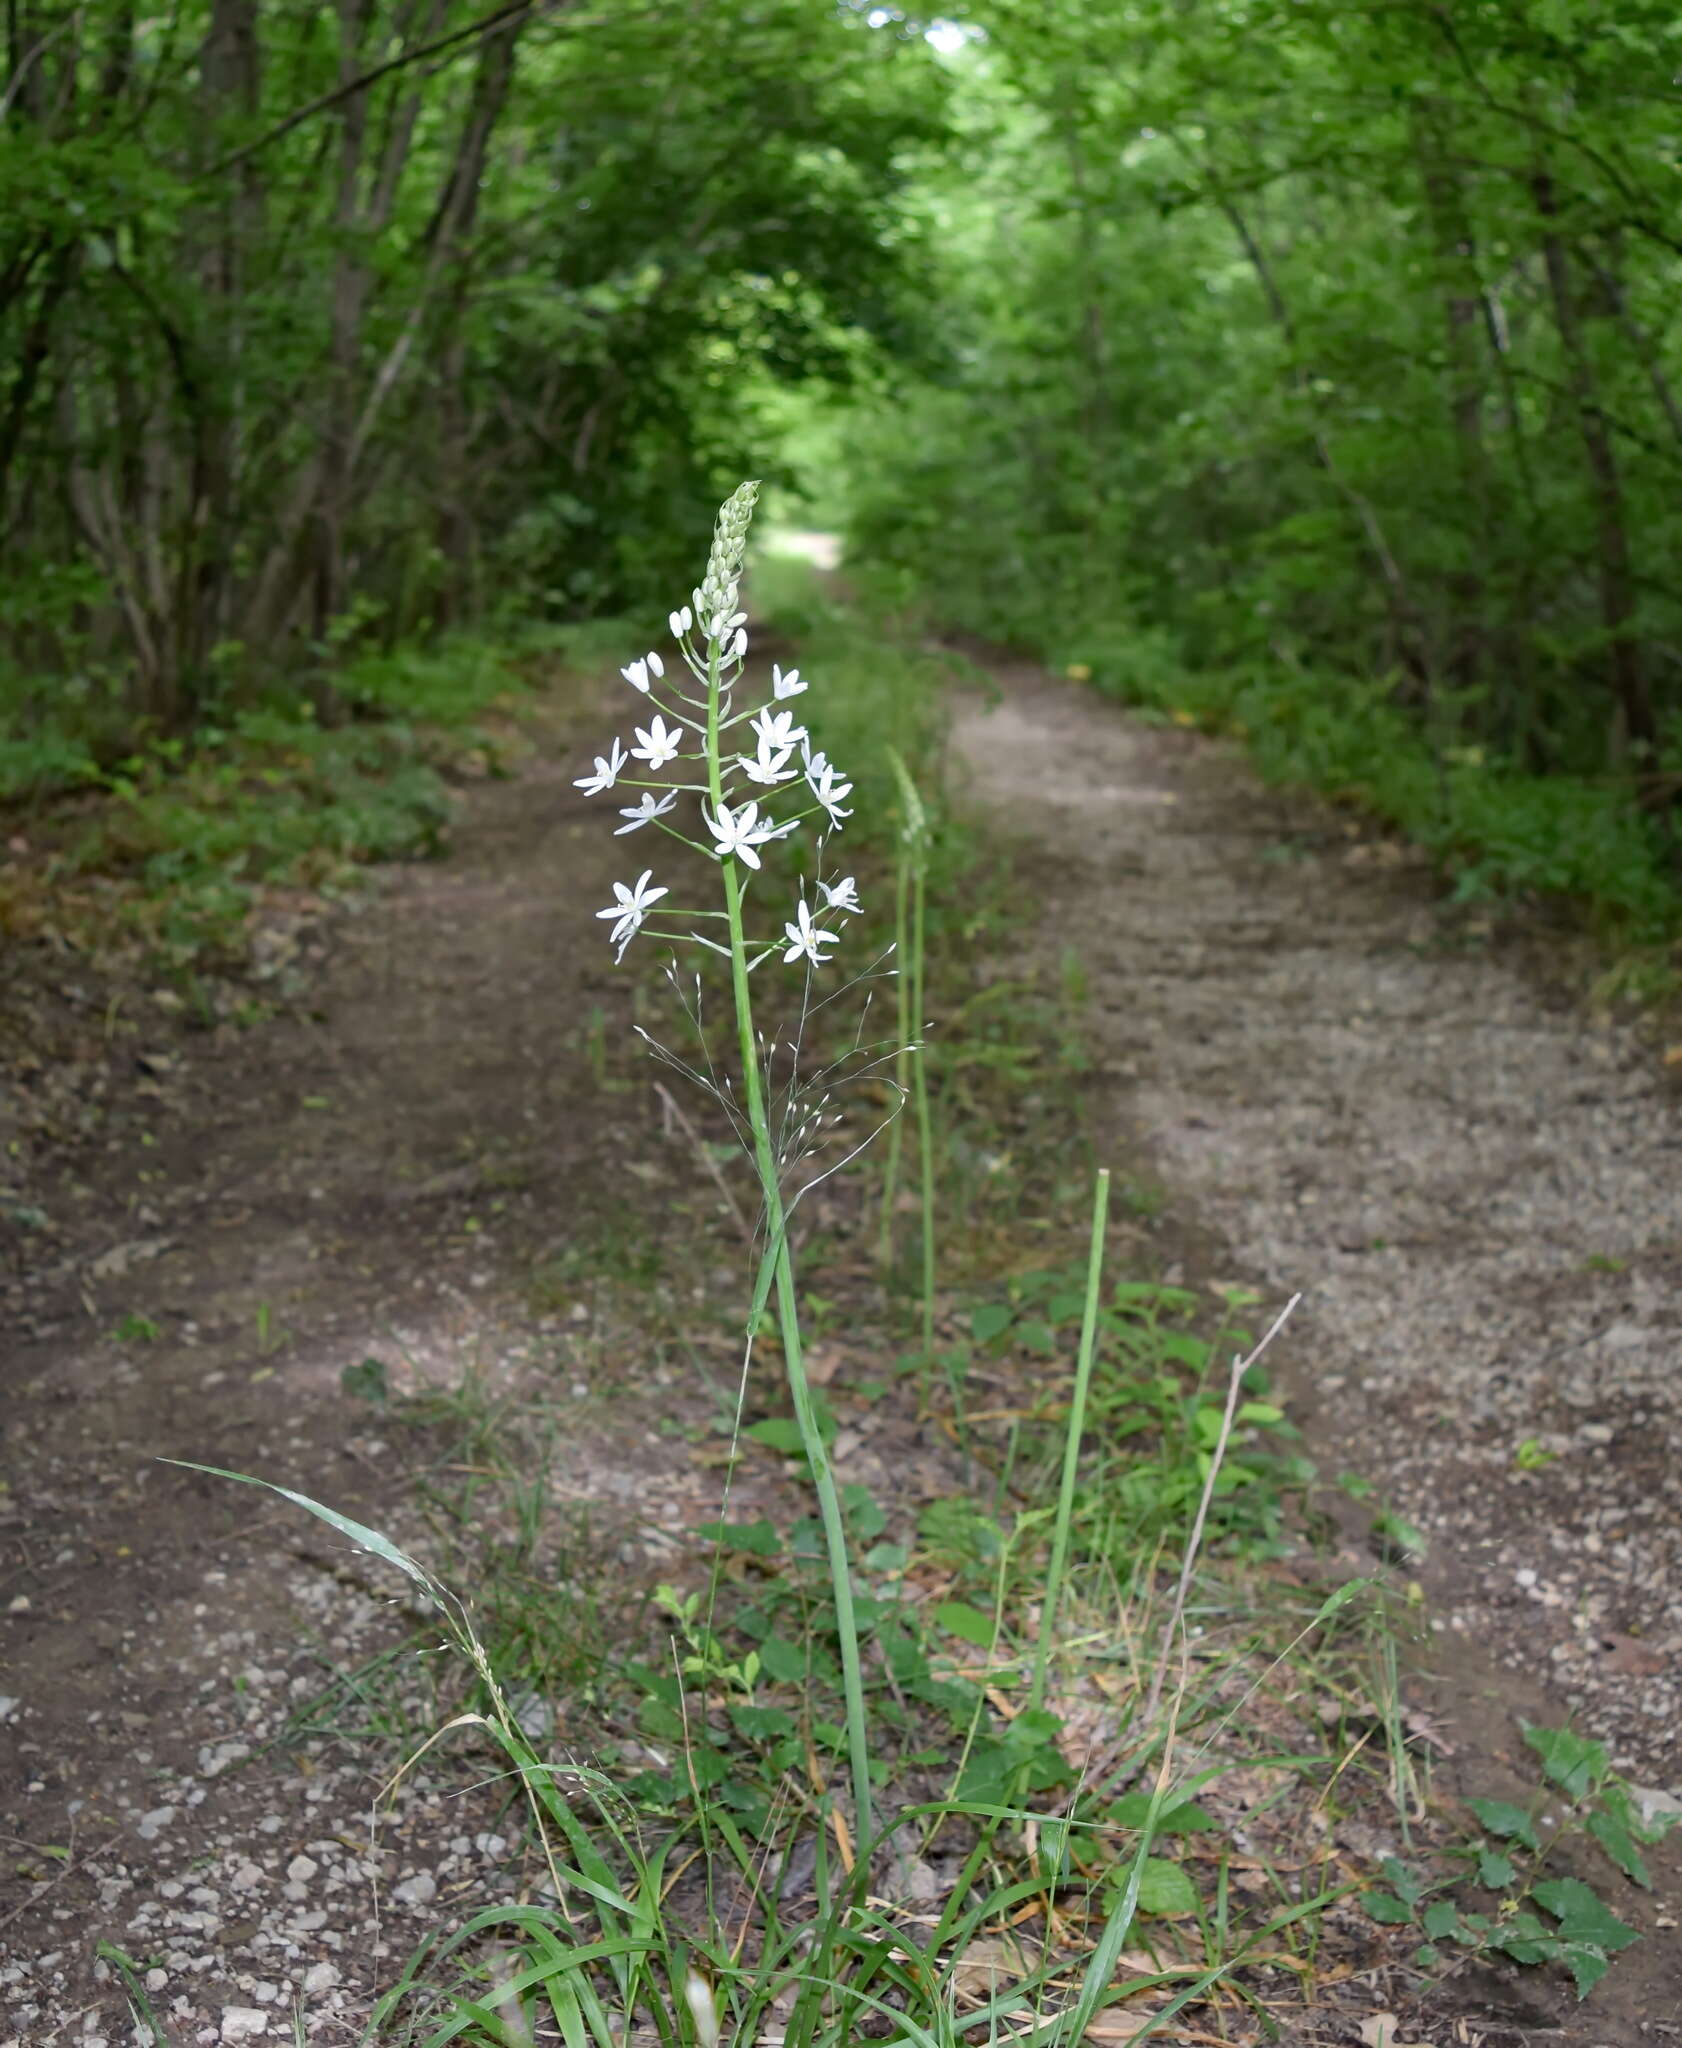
(572, 481), (878, 1848)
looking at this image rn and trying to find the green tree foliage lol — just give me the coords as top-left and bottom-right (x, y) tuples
(1, 0), (946, 775)
(847, 0), (1682, 875)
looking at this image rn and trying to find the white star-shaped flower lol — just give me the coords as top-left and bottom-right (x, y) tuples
(574, 737), (628, 795)
(596, 870), (669, 958)
(782, 898), (840, 969)
(704, 799), (781, 870)
(772, 664), (806, 700)
(615, 790), (677, 835)
(620, 653), (664, 693)
(751, 707), (806, 754)
(808, 757), (853, 826)
(818, 876), (860, 914)
(630, 714), (684, 770)
(738, 740), (797, 786)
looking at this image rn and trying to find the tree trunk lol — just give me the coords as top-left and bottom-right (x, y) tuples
(1531, 167), (1656, 769)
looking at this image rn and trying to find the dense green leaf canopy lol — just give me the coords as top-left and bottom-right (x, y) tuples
(2, 0), (947, 750)
(851, 0), (1682, 810)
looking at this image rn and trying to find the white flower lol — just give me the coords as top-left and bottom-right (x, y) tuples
(729, 627), (748, 663)
(630, 714), (684, 770)
(596, 870), (669, 958)
(738, 740), (797, 786)
(669, 607), (693, 639)
(704, 799), (782, 870)
(751, 706), (806, 753)
(574, 737), (628, 795)
(615, 790), (677, 835)
(782, 898), (840, 969)
(773, 663), (806, 700)
(818, 875), (861, 913)
(808, 757), (854, 826)
(707, 610), (744, 642)
(620, 653), (663, 693)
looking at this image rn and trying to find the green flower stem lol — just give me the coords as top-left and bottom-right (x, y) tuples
(911, 857), (935, 1365)
(705, 637), (875, 1854)
(1028, 1166), (1110, 1716)
(877, 851), (911, 1268)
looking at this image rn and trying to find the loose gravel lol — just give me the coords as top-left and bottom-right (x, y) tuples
(954, 667), (1682, 1799)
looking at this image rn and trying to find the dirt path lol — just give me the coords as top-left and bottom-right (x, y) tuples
(0, 727), (712, 2041)
(952, 660), (1682, 2040)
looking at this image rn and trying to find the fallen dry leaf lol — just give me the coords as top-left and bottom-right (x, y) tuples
(1359, 2014), (1435, 2048)
(1664, 1045), (1682, 1067)
(950, 1933), (1038, 2003)
(801, 1342), (844, 1386)
(1596, 1632), (1668, 1677)
(1083, 2014), (1154, 2042)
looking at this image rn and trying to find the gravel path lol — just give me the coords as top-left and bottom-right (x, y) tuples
(953, 666), (1682, 1798)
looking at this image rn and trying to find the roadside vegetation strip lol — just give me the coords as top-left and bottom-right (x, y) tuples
(0, 621), (622, 989)
(1065, 640), (1682, 988)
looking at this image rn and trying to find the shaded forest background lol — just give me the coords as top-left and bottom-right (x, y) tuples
(6, 0), (1682, 951)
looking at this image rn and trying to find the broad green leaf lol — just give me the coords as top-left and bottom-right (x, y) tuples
(1359, 1890), (1416, 1925)
(841, 1485), (887, 1540)
(1532, 1877), (1640, 1953)
(970, 1303), (1013, 1343)
(1477, 1849), (1518, 1888)
(1523, 1723), (1607, 1800)
(935, 1601), (998, 1648)
(1104, 1793), (1217, 1834)
(1466, 1798), (1540, 1851)
(1488, 1920), (1558, 1966)
(757, 1637), (808, 1684)
(729, 1705), (794, 1742)
(1559, 1943), (1611, 1999)
(1587, 1802), (1651, 1888)
(744, 1418), (806, 1457)
(1421, 1900), (1460, 1939)
(1132, 1857), (1199, 1916)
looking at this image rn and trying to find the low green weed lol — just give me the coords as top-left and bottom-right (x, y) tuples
(3, 624), (617, 975)
(1359, 1722), (1677, 1996)
(959, 1268), (1312, 1560)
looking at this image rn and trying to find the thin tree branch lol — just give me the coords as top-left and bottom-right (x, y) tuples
(202, 0), (585, 178)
